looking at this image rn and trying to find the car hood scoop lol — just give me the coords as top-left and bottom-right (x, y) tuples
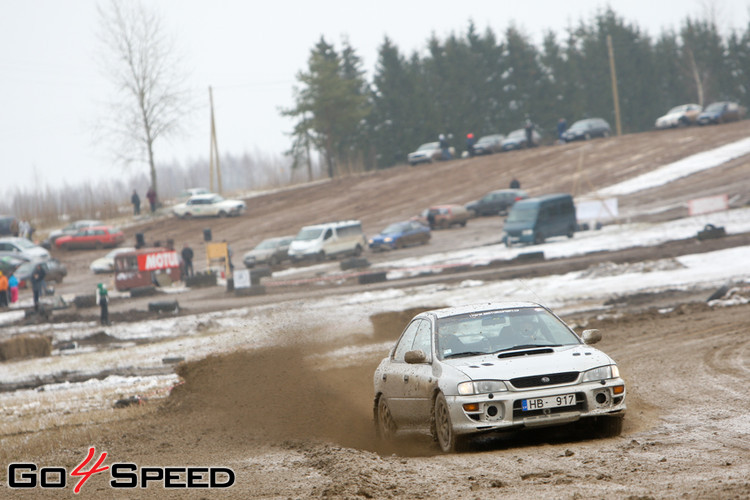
(496, 347), (554, 359)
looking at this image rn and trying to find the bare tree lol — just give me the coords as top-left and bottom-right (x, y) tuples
(97, 0), (189, 201)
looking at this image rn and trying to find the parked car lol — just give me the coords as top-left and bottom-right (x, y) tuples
(288, 220), (367, 262)
(15, 258), (67, 288)
(414, 205), (471, 230)
(472, 134), (505, 155)
(176, 187), (211, 202)
(55, 225), (125, 250)
(0, 254), (26, 277)
(90, 247), (136, 274)
(407, 142), (455, 166)
(44, 219), (103, 247)
(466, 189), (528, 217)
(501, 128), (541, 151)
(368, 220), (431, 251)
(0, 215), (19, 236)
(503, 193), (577, 245)
(561, 118), (612, 142)
(654, 103), (702, 129)
(697, 101), (746, 125)
(172, 194), (246, 218)
(242, 236), (294, 268)
(373, 302), (626, 452)
(0, 236), (50, 260)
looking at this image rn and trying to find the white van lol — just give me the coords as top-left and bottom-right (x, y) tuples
(288, 221), (366, 262)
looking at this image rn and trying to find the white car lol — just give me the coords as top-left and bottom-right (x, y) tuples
(0, 236), (50, 261)
(373, 302), (626, 452)
(172, 194), (246, 218)
(90, 247), (136, 274)
(654, 103), (702, 129)
(407, 142), (455, 166)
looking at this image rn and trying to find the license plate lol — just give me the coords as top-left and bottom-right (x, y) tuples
(521, 393), (576, 411)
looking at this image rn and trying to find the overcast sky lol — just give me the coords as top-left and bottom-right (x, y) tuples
(2, 0), (747, 193)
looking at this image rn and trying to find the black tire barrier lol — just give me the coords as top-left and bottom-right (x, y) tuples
(515, 251), (545, 262)
(341, 257), (371, 271)
(235, 285), (266, 296)
(148, 300), (179, 313)
(73, 294), (97, 309)
(185, 272), (217, 288)
(130, 286), (157, 298)
(697, 224), (726, 241)
(203, 228), (212, 242)
(358, 271), (387, 284)
(162, 356), (185, 364)
(706, 285), (730, 302)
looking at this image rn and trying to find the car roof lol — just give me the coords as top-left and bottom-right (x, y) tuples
(301, 220), (361, 229)
(189, 193), (220, 201)
(419, 302), (544, 319)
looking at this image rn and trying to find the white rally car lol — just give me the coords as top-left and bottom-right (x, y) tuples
(373, 302), (626, 452)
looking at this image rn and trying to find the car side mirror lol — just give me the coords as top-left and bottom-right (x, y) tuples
(404, 350), (427, 364)
(581, 329), (602, 344)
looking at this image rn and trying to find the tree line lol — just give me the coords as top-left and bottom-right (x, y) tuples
(285, 8), (750, 176)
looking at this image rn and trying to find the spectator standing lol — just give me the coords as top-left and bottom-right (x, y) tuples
(439, 134), (452, 160)
(181, 243), (194, 279)
(466, 133), (476, 157)
(524, 119), (535, 148)
(30, 263), (46, 311)
(96, 283), (110, 326)
(8, 273), (18, 304)
(131, 189), (141, 216)
(146, 187), (157, 213)
(19, 220), (30, 239)
(557, 118), (567, 143)
(509, 178), (521, 189)
(0, 271), (8, 307)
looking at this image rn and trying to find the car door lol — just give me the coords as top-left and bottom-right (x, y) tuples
(380, 319), (435, 424)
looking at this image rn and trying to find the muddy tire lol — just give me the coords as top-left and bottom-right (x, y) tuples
(593, 416), (624, 438)
(432, 392), (461, 453)
(375, 395), (396, 441)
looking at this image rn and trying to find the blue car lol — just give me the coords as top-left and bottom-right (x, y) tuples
(368, 221), (431, 251)
(697, 101), (745, 125)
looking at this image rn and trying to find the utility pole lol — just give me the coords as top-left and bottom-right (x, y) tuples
(607, 35), (623, 137)
(208, 86), (222, 194)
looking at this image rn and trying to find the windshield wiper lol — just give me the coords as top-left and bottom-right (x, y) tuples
(443, 351), (488, 359)
(494, 344), (561, 353)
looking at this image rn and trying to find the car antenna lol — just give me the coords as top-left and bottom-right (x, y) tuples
(513, 278), (550, 306)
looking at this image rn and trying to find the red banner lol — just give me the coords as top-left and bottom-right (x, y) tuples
(137, 251), (180, 271)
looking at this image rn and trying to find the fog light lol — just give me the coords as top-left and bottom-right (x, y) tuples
(463, 403), (479, 412)
(595, 392), (608, 404)
(613, 385), (625, 395)
(487, 405), (498, 417)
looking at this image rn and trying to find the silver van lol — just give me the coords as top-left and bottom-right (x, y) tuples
(503, 194), (576, 246)
(288, 221), (366, 262)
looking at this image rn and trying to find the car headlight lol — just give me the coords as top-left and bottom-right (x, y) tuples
(582, 364), (619, 382)
(384, 237), (392, 243)
(368, 239), (373, 244)
(522, 229), (533, 236)
(457, 380), (508, 395)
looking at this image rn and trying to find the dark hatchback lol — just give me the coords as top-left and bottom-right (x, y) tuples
(697, 101), (745, 125)
(466, 189), (528, 216)
(368, 220), (431, 251)
(472, 134), (505, 155)
(561, 118), (611, 142)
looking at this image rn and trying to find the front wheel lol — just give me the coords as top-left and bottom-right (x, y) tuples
(218, 211), (228, 218)
(375, 395), (397, 441)
(432, 392), (461, 453)
(592, 416), (624, 438)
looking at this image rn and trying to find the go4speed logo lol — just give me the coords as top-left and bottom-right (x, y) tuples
(8, 447), (235, 493)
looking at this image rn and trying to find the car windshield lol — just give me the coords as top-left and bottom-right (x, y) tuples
(506, 205), (538, 223)
(296, 228), (323, 240)
(382, 223), (408, 235)
(507, 129), (524, 139)
(12, 239), (35, 249)
(667, 105), (687, 114)
(417, 142), (438, 151)
(704, 103), (725, 112)
(255, 239), (279, 250)
(436, 307), (581, 360)
(569, 120), (591, 131)
(477, 135), (499, 144)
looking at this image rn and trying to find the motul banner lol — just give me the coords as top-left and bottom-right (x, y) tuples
(137, 251), (180, 271)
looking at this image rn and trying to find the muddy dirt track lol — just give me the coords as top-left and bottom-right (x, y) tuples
(3, 122), (750, 498)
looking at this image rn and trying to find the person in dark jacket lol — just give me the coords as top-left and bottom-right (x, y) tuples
(31, 263), (46, 311)
(181, 243), (194, 279)
(96, 283), (110, 326)
(146, 187), (157, 213)
(509, 178), (521, 189)
(131, 189), (141, 216)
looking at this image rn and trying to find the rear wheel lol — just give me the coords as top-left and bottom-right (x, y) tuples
(432, 392), (461, 453)
(584, 133), (591, 140)
(567, 226), (575, 238)
(375, 395), (397, 441)
(218, 211), (228, 218)
(353, 244), (363, 257)
(534, 232), (545, 245)
(316, 251), (325, 262)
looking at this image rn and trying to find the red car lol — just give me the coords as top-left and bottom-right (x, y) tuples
(55, 225), (125, 250)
